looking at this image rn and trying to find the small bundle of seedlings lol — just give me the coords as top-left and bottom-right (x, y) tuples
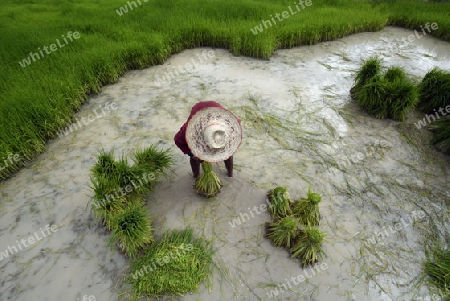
(418, 68), (450, 154)
(109, 203), (154, 258)
(429, 115), (450, 154)
(265, 215), (300, 248)
(125, 229), (213, 300)
(194, 162), (222, 197)
(266, 186), (292, 219)
(351, 57), (418, 121)
(417, 68), (450, 114)
(290, 225), (326, 266)
(292, 187), (321, 226)
(423, 246), (450, 298)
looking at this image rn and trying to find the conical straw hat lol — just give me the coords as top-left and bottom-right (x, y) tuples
(186, 107), (242, 162)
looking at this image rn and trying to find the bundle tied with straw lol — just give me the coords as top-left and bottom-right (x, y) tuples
(194, 162), (222, 197)
(292, 186), (321, 226)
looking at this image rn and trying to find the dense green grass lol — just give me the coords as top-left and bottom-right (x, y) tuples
(1, 0), (450, 180)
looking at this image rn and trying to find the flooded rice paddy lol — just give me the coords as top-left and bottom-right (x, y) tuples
(1, 26), (450, 301)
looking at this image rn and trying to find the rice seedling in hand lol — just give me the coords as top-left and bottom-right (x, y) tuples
(429, 115), (450, 154)
(109, 203), (154, 258)
(125, 229), (213, 300)
(265, 215), (300, 248)
(290, 226), (326, 266)
(267, 186), (292, 219)
(132, 145), (173, 176)
(424, 246), (450, 297)
(292, 187), (321, 226)
(350, 57), (381, 96)
(418, 68), (450, 114)
(194, 162), (222, 197)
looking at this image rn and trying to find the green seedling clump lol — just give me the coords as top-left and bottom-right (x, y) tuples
(292, 187), (321, 226)
(109, 203), (154, 258)
(265, 215), (300, 248)
(429, 116), (450, 154)
(417, 68), (450, 114)
(125, 229), (213, 300)
(290, 226), (326, 267)
(351, 58), (418, 121)
(267, 186), (292, 219)
(423, 246), (450, 298)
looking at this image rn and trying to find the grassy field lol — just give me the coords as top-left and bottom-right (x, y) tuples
(0, 0), (449, 180)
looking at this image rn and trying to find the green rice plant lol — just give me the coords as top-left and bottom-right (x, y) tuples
(1, 0), (450, 182)
(194, 162), (222, 198)
(90, 175), (126, 229)
(132, 145), (173, 176)
(267, 186), (292, 220)
(350, 57), (382, 96)
(423, 246), (450, 297)
(114, 156), (140, 188)
(354, 75), (389, 119)
(384, 66), (407, 82)
(417, 68), (450, 114)
(91, 149), (116, 179)
(109, 203), (154, 258)
(352, 62), (418, 121)
(265, 215), (300, 248)
(384, 69), (418, 121)
(429, 115), (450, 154)
(292, 187), (321, 226)
(125, 229), (213, 299)
(290, 226), (326, 266)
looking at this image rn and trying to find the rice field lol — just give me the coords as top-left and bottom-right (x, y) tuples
(1, 0), (450, 300)
(1, 0), (450, 180)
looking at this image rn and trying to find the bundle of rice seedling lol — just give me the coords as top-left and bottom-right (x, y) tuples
(352, 59), (418, 121)
(90, 175), (126, 229)
(91, 149), (116, 178)
(290, 226), (326, 266)
(417, 68), (450, 114)
(265, 215), (300, 248)
(132, 145), (173, 176)
(292, 187), (321, 226)
(267, 186), (292, 219)
(424, 246), (450, 297)
(194, 162), (222, 197)
(384, 67), (419, 121)
(350, 57), (381, 96)
(354, 75), (389, 119)
(109, 203), (154, 258)
(429, 115), (450, 154)
(125, 229), (213, 300)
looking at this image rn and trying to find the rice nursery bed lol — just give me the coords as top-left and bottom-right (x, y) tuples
(0, 26), (450, 301)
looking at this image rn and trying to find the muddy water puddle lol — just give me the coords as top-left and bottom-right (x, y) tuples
(1, 26), (450, 301)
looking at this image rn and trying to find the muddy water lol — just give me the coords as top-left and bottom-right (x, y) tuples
(1, 26), (450, 301)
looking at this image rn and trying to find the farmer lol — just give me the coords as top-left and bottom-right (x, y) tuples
(174, 101), (242, 178)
